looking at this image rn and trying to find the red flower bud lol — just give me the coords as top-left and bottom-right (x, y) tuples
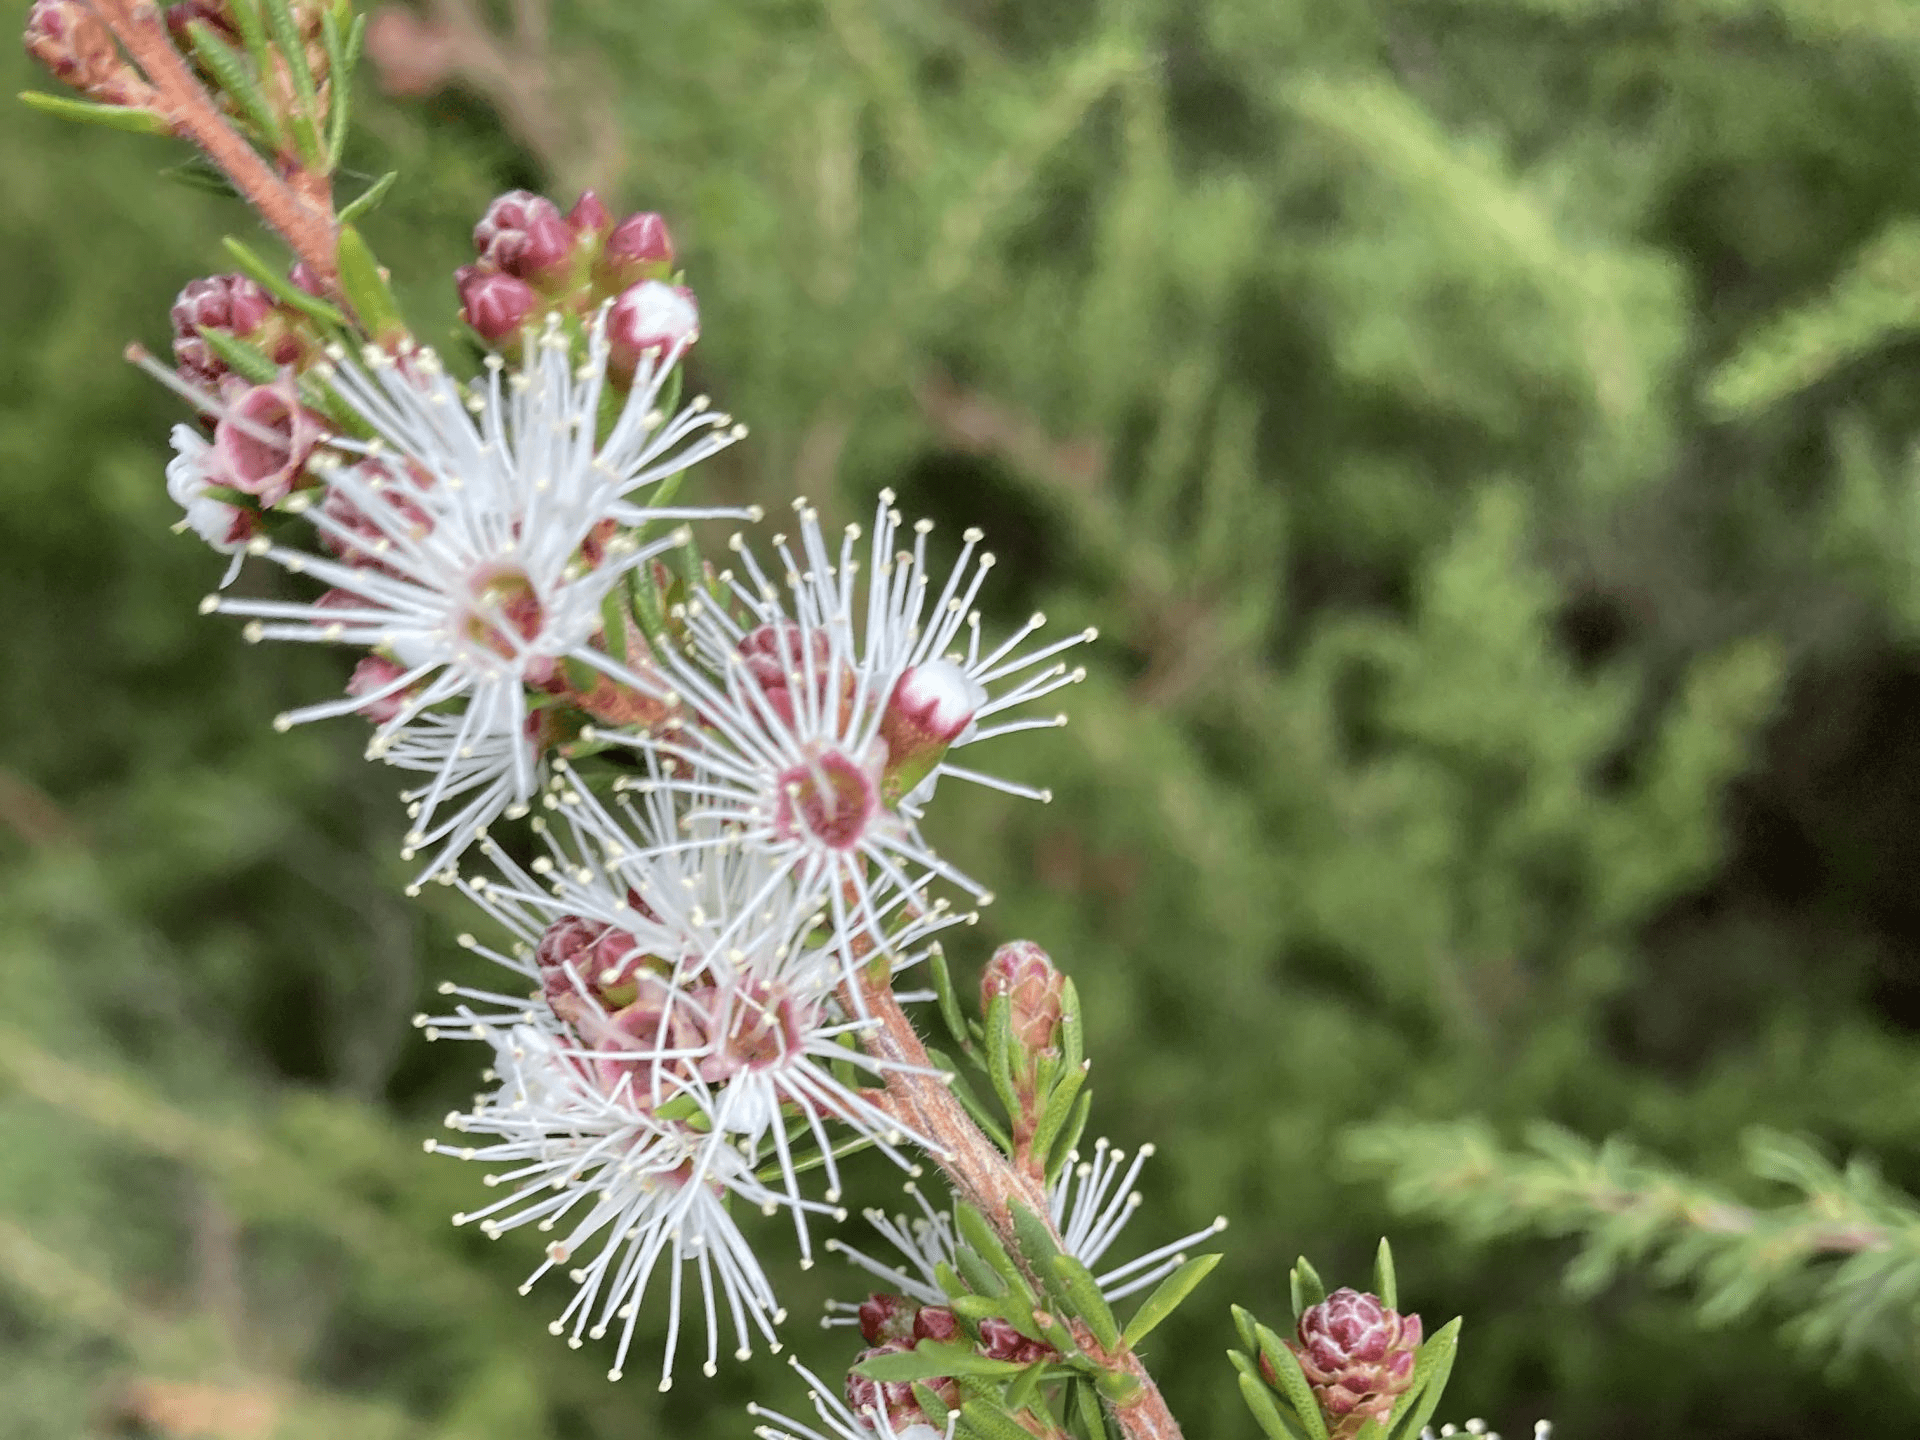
(981, 941), (1066, 1057)
(26, 0), (152, 105)
(568, 190), (613, 239)
(289, 261), (325, 297)
(597, 210), (676, 289)
(347, 655), (413, 725)
(473, 189), (574, 281)
(456, 265), (537, 343)
(976, 1315), (1056, 1365)
(879, 657), (985, 803)
(1282, 1289), (1424, 1435)
(170, 274), (277, 387)
(912, 1305), (959, 1343)
(857, 1293), (917, 1345)
(846, 1344), (958, 1431)
(606, 279), (698, 373)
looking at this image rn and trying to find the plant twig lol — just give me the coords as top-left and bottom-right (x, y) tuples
(86, 0), (339, 287)
(855, 972), (1187, 1440)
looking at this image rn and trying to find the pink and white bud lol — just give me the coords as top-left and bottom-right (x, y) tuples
(170, 274), (278, 386)
(165, 426), (253, 556)
(347, 655), (412, 725)
(598, 210), (676, 289)
(981, 940), (1065, 1057)
(857, 1293), (917, 1346)
(534, 913), (665, 1018)
(846, 1344), (959, 1432)
(26, 0), (152, 105)
(879, 657), (985, 803)
(1280, 1288), (1424, 1434)
(210, 375), (327, 507)
(975, 1314), (1057, 1366)
(567, 189), (613, 239)
(456, 265), (536, 343)
(472, 189), (574, 281)
(606, 279), (698, 371)
(288, 261), (325, 297)
(910, 1305), (960, 1344)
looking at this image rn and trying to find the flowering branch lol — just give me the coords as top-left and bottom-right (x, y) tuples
(83, 0), (340, 287)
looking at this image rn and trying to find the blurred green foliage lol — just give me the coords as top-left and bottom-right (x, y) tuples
(6, 1), (1920, 1437)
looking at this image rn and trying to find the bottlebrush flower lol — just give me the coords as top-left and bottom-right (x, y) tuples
(423, 1013), (790, 1389)
(823, 1140), (1226, 1326)
(605, 492), (1092, 959)
(190, 313), (751, 884)
(750, 1358), (957, 1440)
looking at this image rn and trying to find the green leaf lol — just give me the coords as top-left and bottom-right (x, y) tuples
(928, 946), (970, 1050)
(952, 1246), (1009, 1304)
(599, 587), (631, 665)
(1289, 1257), (1326, 1320)
(197, 328), (283, 384)
(1059, 975), (1083, 1072)
(225, 0), (275, 80)
(1121, 1252), (1221, 1345)
(1230, 1304), (1262, 1358)
(985, 992), (1021, 1116)
(187, 21), (284, 146)
(1052, 1252), (1122, 1351)
(1372, 1237), (1397, 1313)
(1009, 1200), (1064, 1278)
(961, 1399), (1043, 1440)
(855, 1341), (1027, 1381)
(1237, 1368), (1312, 1440)
(261, 0), (319, 117)
(1072, 1379), (1109, 1440)
(911, 1383), (953, 1432)
(1003, 1360), (1048, 1414)
(1045, 1088), (1093, 1191)
(18, 91), (170, 135)
(1253, 1325), (1332, 1440)
(318, 2), (354, 167)
(1091, 1367), (1142, 1406)
(954, 1203), (1032, 1302)
(1030, 1058), (1091, 1174)
(1385, 1318), (1460, 1440)
(220, 237), (347, 326)
(334, 224), (406, 341)
(338, 170), (399, 224)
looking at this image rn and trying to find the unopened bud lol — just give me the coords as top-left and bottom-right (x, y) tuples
(535, 913), (665, 1018)
(26, 0), (153, 106)
(975, 1315), (1056, 1365)
(598, 210), (676, 289)
(847, 1344), (958, 1431)
(981, 941), (1065, 1056)
(289, 261), (325, 297)
(348, 655), (412, 725)
(607, 279), (698, 373)
(473, 189), (574, 281)
(170, 274), (277, 386)
(879, 658), (984, 804)
(568, 190), (613, 239)
(911, 1305), (959, 1343)
(1280, 1288), (1423, 1436)
(857, 1292), (917, 1345)
(457, 265), (537, 343)
(210, 376), (327, 507)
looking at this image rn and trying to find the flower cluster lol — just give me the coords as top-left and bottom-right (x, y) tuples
(150, 189), (1092, 1388)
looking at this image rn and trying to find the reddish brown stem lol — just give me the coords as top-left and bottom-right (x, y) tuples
(87, 0), (339, 288)
(853, 973), (1186, 1440)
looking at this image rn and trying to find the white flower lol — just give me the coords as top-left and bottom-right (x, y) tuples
(749, 1358), (955, 1440)
(199, 314), (752, 883)
(1422, 1423), (1552, 1440)
(425, 1013), (794, 1389)
(611, 491), (1092, 951)
(165, 424), (250, 583)
(824, 1139), (1227, 1324)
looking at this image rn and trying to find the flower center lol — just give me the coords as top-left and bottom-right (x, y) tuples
(773, 748), (876, 850)
(462, 566), (546, 662)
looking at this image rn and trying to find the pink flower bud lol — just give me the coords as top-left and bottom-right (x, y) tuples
(1280, 1289), (1423, 1434)
(976, 1315), (1056, 1365)
(289, 261), (325, 297)
(473, 189), (574, 281)
(535, 913), (665, 1019)
(211, 376), (327, 507)
(26, 0), (152, 105)
(456, 265), (537, 343)
(981, 941), (1065, 1056)
(857, 1293), (917, 1346)
(598, 210), (676, 288)
(170, 274), (275, 386)
(846, 1345), (958, 1431)
(347, 655), (412, 725)
(879, 657), (985, 803)
(606, 279), (698, 372)
(911, 1306), (959, 1343)
(568, 189), (613, 239)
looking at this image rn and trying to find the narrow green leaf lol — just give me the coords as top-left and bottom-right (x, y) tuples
(1253, 1325), (1332, 1440)
(220, 237), (347, 326)
(1009, 1200), (1064, 1278)
(954, 1204), (1029, 1299)
(1230, 1304), (1262, 1358)
(1092, 1368), (1142, 1405)
(751, 1127), (874, 1185)
(1031, 1058), (1091, 1173)
(961, 1399), (1042, 1440)
(1045, 1089), (1093, 1191)
(338, 169), (399, 224)
(261, 0), (319, 116)
(225, 0), (275, 79)
(1373, 1237), (1397, 1313)
(1059, 976), (1083, 1072)
(18, 91), (170, 135)
(912, 1383), (953, 1432)
(949, 1293), (1015, 1327)
(1385, 1317), (1460, 1440)
(599, 587), (631, 664)
(198, 328), (282, 384)
(1289, 1257), (1326, 1320)
(985, 992), (1021, 1116)
(318, 2), (352, 167)
(856, 1341), (1026, 1382)
(1238, 1369), (1312, 1440)
(953, 1245), (1009, 1304)
(188, 21), (283, 145)
(334, 224), (405, 340)
(628, 561), (668, 653)
(928, 946), (969, 1049)
(1072, 1379), (1109, 1440)
(1052, 1253), (1121, 1352)
(1004, 1360), (1048, 1414)
(1121, 1252), (1221, 1345)
(926, 1047), (1014, 1153)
